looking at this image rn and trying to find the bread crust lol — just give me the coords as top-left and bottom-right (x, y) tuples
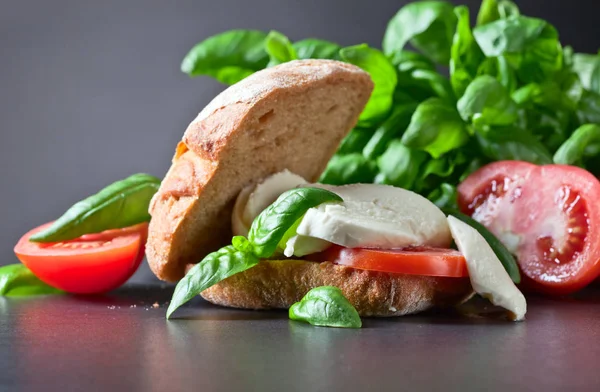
(200, 260), (474, 317)
(148, 60), (373, 282)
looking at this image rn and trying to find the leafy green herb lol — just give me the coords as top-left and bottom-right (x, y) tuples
(178, 1), (600, 212)
(376, 141), (427, 188)
(475, 126), (553, 164)
(402, 98), (468, 158)
(181, 30), (269, 84)
(340, 44), (397, 126)
(293, 39), (341, 60)
(428, 183), (458, 209)
(337, 128), (373, 155)
(363, 102), (418, 160)
(383, 1), (457, 64)
(572, 53), (600, 95)
(289, 286), (362, 328)
(577, 91), (600, 124)
(265, 31), (298, 66)
(475, 0), (500, 26)
(166, 246), (259, 318)
(248, 188), (342, 258)
(30, 173), (160, 243)
(473, 16), (547, 57)
(0, 264), (62, 297)
(319, 153), (377, 185)
(450, 6), (484, 98)
(457, 75), (518, 127)
(443, 209), (521, 284)
(553, 124), (600, 167)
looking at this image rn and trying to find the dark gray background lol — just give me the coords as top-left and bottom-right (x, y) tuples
(1, 0), (599, 280)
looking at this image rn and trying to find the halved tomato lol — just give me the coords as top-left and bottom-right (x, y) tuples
(458, 161), (600, 295)
(316, 245), (469, 277)
(14, 222), (148, 294)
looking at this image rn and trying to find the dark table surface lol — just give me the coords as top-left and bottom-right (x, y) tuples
(2, 283), (600, 392)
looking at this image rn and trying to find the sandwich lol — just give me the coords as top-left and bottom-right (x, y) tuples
(147, 59), (526, 322)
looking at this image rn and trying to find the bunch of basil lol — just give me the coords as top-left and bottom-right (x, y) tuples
(181, 0), (600, 207)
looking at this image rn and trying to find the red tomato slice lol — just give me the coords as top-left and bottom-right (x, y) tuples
(14, 222), (148, 294)
(316, 245), (469, 277)
(458, 161), (600, 295)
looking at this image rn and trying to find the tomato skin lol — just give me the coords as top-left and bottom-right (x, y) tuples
(316, 245), (469, 278)
(458, 161), (600, 296)
(14, 222), (147, 294)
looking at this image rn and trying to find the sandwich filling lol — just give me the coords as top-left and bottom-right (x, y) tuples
(232, 170), (527, 321)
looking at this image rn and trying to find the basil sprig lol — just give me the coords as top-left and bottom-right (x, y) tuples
(30, 173), (160, 243)
(289, 286), (362, 328)
(167, 187), (342, 319)
(166, 244), (260, 319)
(0, 264), (62, 297)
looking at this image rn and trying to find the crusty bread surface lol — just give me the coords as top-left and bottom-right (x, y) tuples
(199, 260), (474, 317)
(147, 60), (373, 282)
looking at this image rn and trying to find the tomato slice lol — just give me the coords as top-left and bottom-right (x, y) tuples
(458, 161), (600, 295)
(14, 222), (148, 294)
(316, 245), (469, 277)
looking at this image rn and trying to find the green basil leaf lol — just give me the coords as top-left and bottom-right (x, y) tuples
(30, 173), (160, 243)
(512, 81), (577, 112)
(265, 30), (298, 67)
(319, 153), (377, 186)
(402, 98), (468, 158)
(166, 246), (259, 319)
(289, 286), (361, 328)
(181, 30), (269, 84)
(497, 1), (521, 18)
(442, 209), (521, 284)
(340, 44), (397, 127)
(473, 16), (548, 57)
(376, 141), (428, 189)
(572, 53), (600, 95)
(476, 56), (517, 92)
(0, 264), (62, 297)
(337, 128), (373, 155)
(428, 183), (458, 209)
(513, 28), (563, 84)
(293, 39), (341, 60)
(383, 1), (457, 64)
(457, 75), (518, 127)
(392, 50), (436, 71)
(363, 102), (418, 160)
(476, 0), (500, 26)
(411, 69), (455, 103)
(577, 91), (600, 124)
(553, 124), (600, 167)
(450, 6), (485, 98)
(248, 188), (343, 258)
(475, 126), (553, 164)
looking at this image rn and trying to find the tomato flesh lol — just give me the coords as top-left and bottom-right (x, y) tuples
(316, 245), (469, 278)
(458, 161), (600, 295)
(14, 222), (147, 294)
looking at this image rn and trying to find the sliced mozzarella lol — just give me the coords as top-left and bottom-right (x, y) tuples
(283, 234), (330, 257)
(231, 170), (307, 236)
(447, 215), (527, 321)
(287, 184), (452, 254)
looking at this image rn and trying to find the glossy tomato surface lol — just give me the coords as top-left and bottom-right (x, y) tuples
(14, 222), (147, 294)
(317, 245), (469, 277)
(458, 161), (600, 295)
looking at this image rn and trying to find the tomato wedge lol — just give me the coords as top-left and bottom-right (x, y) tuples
(458, 161), (600, 295)
(14, 222), (148, 294)
(317, 245), (469, 277)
